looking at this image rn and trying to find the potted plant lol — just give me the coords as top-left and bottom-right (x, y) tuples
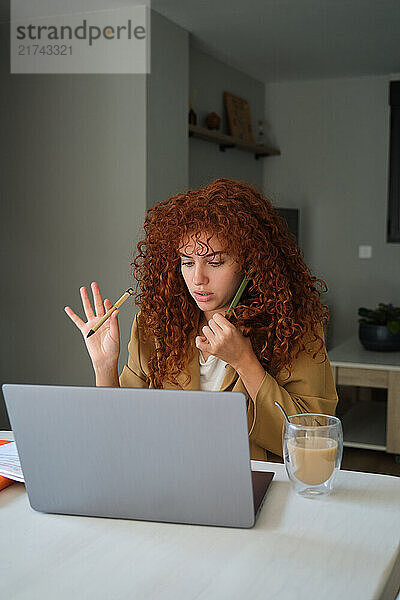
(358, 303), (400, 351)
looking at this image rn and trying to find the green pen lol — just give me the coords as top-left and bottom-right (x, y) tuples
(225, 272), (250, 319)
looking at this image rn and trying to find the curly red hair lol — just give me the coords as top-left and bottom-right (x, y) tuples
(132, 178), (329, 388)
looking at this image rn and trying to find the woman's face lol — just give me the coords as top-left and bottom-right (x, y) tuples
(179, 232), (243, 316)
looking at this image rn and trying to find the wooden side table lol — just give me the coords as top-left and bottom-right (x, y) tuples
(328, 337), (400, 456)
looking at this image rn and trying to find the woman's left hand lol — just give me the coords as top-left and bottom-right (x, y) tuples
(195, 312), (254, 370)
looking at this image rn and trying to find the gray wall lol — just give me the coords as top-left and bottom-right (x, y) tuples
(263, 75), (400, 348)
(0, 8), (192, 429)
(189, 44), (265, 190)
(147, 11), (189, 209)
(0, 16), (147, 428)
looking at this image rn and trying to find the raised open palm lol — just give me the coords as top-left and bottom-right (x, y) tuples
(64, 281), (120, 372)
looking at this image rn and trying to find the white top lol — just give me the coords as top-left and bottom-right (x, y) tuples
(328, 337), (400, 371)
(198, 350), (228, 391)
(1, 430), (399, 600)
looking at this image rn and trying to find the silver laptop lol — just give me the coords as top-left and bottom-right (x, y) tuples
(2, 384), (274, 528)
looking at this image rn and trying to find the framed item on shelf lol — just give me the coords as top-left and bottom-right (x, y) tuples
(224, 91), (254, 142)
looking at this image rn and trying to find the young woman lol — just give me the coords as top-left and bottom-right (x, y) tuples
(65, 178), (338, 461)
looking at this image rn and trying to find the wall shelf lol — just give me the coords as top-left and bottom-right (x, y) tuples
(188, 124), (280, 160)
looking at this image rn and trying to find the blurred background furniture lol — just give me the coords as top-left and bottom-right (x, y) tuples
(329, 337), (400, 460)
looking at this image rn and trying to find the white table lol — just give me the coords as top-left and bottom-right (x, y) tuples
(328, 337), (400, 454)
(1, 430), (399, 600)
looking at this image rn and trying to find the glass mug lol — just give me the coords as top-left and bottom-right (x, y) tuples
(283, 414), (343, 498)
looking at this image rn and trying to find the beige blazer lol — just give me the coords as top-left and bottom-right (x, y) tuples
(119, 312), (338, 461)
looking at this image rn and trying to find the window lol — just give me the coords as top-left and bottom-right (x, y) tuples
(387, 81), (400, 243)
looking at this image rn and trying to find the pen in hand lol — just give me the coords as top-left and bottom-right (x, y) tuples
(225, 273), (250, 320)
(86, 288), (134, 338)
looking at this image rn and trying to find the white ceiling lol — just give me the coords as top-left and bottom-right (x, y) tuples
(1, 0), (399, 82)
(152, 0), (400, 83)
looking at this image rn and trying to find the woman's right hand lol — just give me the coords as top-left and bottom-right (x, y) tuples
(64, 282), (120, 381)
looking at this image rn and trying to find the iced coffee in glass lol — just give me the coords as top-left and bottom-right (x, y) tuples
(283, 414), (343, 498)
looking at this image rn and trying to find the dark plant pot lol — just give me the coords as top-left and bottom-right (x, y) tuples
(359, 322), (400, 352)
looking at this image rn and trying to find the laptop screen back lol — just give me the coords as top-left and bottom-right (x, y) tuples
(3, 384), (257, 528)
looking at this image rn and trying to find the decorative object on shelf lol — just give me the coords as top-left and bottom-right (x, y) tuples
(224, 91), (254, 142)
(358, 303), (400, 351)
(256, 120), (264, 145)
(188, 124), (280, 159)
(188, 102), (197, 126)
(205, 112), (221, 130)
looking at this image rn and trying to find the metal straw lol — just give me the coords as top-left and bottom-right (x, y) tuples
(274, 401), (290, 423)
